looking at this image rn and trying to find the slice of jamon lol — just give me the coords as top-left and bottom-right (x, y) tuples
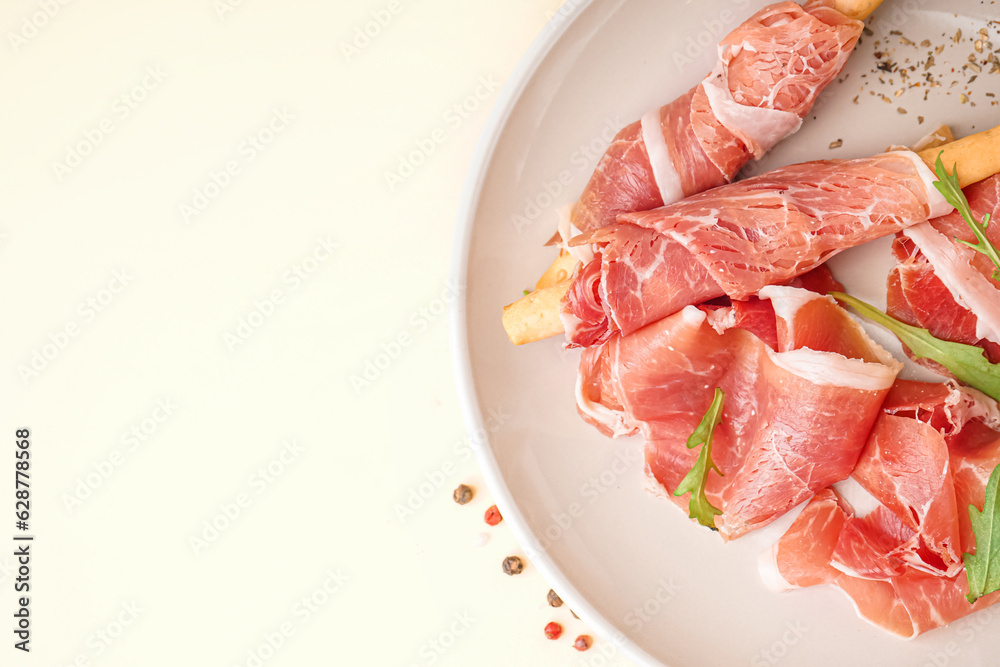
(578, 286), (901, 539)
(831, 505), (915, 579)
(772, 488), (850, 588)
(569, 0), (862, 233)
(950, 419), (1000, 554)
(850, 412), (963, 578)
(577, 266), (846, 436)
(564, 151), (951, 347)
(879, 379), (1000, 435)
(929, 173), (1000, 279)
(886, 242), (998, 371)
(773, 490), (1000, 638)
(886, 174), (1000, 369)
(771, 380), (1000, 638)
(564, 225), (721, 346)
(877, 380), (1000, 555)
(701, 263), (847, 351)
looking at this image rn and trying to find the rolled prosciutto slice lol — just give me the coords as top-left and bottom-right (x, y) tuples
(770, 380), (1000, 638)
(560, 151), (952, 347)
(570, 0), (863, 233)
(563, 151), (952, 347)
(887, 174), (1000, 369)
(577, 286), (901, 539)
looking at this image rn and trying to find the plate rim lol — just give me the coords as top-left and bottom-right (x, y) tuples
(448, 2), (664, 665)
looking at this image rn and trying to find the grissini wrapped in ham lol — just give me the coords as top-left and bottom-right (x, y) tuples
(502, 125), (1000, 346)
(530, 0), (876, 294)
(570, 0), (864, 235)
(563, 150), (952, 347)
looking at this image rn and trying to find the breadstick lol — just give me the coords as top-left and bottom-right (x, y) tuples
(911, 123), (955, 153)
(918, 125), (1000, 188)
(527, 0), (886, 309)
(502, 281), (572, 345)
(535, 251), (579, 291)
(829, 0), (884, 21)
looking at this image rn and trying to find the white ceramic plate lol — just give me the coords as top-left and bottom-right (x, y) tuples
(450, 1), (1000, 665)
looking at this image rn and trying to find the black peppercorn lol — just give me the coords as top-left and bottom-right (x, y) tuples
(502, 556), (524, 576)
(452, 484), (474, 505)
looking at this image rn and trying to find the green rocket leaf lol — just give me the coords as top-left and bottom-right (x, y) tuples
(964, 464), (1000, 604)
(831, 292), (1000, 403)
(933, 153), (1000, 281)
(673, 388), (725, 530)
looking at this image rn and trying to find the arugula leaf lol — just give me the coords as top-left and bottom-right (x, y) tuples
(933, 153), (1000, 281)
(673, 388), (725, 529)
(965, 464), (1000, 603)
(831, 292), (1000, 403)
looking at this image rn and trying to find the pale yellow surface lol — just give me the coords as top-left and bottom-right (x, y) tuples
(0, 1), (634, 666)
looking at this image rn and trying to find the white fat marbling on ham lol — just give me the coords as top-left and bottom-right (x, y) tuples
(574, 372), (632, 438)
(674, 304), (709, 329)
(760, 284), (902, 373)
(832, 477), (880, 518)
(759, 284), (826, 327)
(758, 545), (795, 593)
(639, 108), (685, 205)
(893, 150), (953, 219)
(700, 63), (802, 158)
(704, 306), (737, 335)
(829, 559), (875, 581)
(942, 381), (1000, 431)
(903, 222), (1000, 345)
(753, 499), (810, 594)
(555, 205), (595, 266)
(767, 347), (901, 392)
(558, 308), (585, 347)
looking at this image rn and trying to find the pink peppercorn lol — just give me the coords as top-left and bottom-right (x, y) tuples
(544, 622), (563, 640)
(484, 504), (502, 526)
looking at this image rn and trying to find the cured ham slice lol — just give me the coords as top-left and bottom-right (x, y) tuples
(569, 0), (862, 233)
(575, 264), (847, 439)
(879, 380), (1000, 558)
(774, 490), (1000, 638)
(879, 379), (1000, 436)
(563, 226), (719, 348)
(831, 504), (915, 579)
(853, 380), (968, 578)
(576, 267), (844, 436)
(771, 380), (1000, 638)
(773, 488), (850, 588)
(578, 286), (901, 539)
(949, 418), (1000, 554)
(850, 412), (963, 578)
(564, 151), (952, 347)
(887, 174), (1000, 368)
